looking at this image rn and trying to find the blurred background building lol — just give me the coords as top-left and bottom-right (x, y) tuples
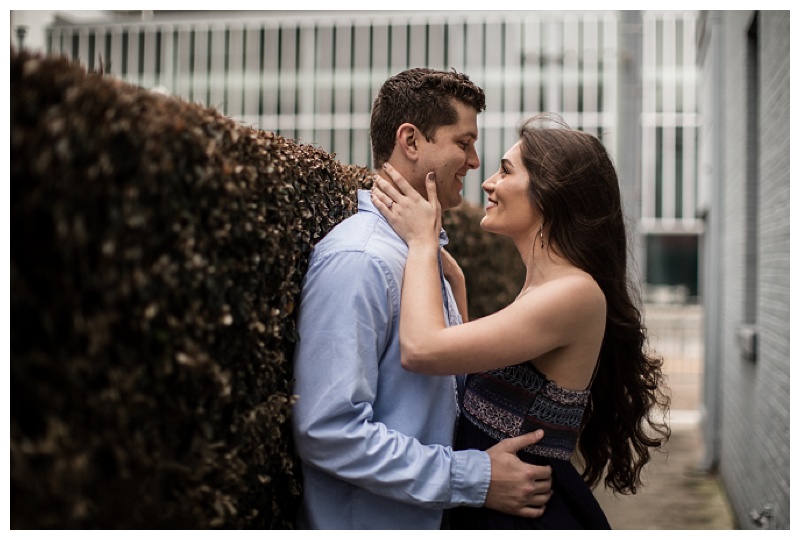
(9, 9), (790, 529)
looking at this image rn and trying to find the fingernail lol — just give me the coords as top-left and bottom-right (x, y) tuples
(427, 172), (436, 182)
(382, 163), (390, 170)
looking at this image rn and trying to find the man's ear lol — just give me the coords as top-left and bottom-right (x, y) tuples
(396, 123), (420, 162)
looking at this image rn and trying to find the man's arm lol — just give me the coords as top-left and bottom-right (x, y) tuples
(291, 249), (488, 508)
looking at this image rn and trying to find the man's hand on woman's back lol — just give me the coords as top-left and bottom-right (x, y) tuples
(484, 430), (553, 518)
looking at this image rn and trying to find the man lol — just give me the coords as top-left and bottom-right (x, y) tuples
(291, 68), (552, 529)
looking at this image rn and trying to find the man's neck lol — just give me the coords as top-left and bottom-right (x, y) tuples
(379, 161), (427, 200)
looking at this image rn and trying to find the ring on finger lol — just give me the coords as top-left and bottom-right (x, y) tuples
(387, 200), (394, 209)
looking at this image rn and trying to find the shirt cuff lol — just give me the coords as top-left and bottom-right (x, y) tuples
(449, 448), (491, 507)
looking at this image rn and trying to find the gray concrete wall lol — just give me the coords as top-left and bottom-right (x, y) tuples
(708, 10), (790, 530)
(746, 9), (790, 529)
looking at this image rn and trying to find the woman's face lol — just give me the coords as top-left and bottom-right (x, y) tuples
(480, 141), (538, 239)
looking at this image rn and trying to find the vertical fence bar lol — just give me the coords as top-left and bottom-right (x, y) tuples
(563, 15), (579, 124)
(389, 19), (408, 72)
(165, 27), (176, 95)
(227, 24), (245, 119)
(47, 27), (61, 56)
(173, 25), (192, 102)
(346, 24), (357, 165)
(543, 17), (562, 115)
(522, 17), (541, 117)
(642, 13), (657, 223)
(110, 27), (124, 78)
(260, 24), (279, 130)
(314, 22), (332, 152)
(77, 28), (90, 67)
(330, 21), (350, 155)
(125, 27), (139, 85)
(160, 25), (174, 94)
(426, 19), (446, 70)
(682, 12), (698, 224)
(662, 13), (677, 223)
(242, 23), (262, 128)
(93, 27), (107, 72)
(598, 14), (620, 152)
(297, 23), (315, 145)
(276, 23), (295, 139)
(582, 15), (599, 135)
(87, 29), (97, 71)
(141, 27), (158, 90)
(191, 24), (209, 106)
(351, 21), (372, 167)
(408, 21), (427, 67)
(484, 19), (503, 116)
(154, 27), (164, 89)
(601, 13), (618, 154)
(503, 16), (522, 139)
(370, 18), (389, 96)
(500, 15), (517, 164)
(206, 24), (226, 111)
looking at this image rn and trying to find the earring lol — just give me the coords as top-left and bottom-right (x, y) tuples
(539, 225), (544, 249)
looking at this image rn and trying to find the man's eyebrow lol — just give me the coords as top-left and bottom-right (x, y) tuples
(458, 131), (478, 141)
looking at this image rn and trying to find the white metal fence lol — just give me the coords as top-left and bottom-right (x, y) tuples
(641, 10), (702, 234)
(47, 10), (629, 207)
(46, 10), (701, 274)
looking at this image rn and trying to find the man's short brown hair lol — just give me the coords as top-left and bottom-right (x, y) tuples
(369, 68), (486, 168)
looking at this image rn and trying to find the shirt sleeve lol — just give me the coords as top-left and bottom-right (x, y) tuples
(291, 249), (490, 508)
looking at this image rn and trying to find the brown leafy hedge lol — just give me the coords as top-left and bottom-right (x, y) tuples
(10, 49), (523, 529)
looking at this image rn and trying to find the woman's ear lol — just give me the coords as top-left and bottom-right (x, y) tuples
(396, 123), (420, 162)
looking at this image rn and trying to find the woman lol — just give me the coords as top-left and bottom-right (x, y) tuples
(370, 114), (670, 529)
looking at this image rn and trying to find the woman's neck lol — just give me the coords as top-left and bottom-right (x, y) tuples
(514, 233), (573, 295)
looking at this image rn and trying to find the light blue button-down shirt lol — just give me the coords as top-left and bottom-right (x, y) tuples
(291, 190), (490, 529)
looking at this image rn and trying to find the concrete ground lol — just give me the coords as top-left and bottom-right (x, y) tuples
(591, 304), (738, 530)
(592, 420), (737, 530)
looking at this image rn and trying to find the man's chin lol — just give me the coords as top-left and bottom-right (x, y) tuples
(442, 196), (463, 211)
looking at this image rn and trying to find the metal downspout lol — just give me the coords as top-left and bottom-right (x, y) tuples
(700, 10), (724, 471)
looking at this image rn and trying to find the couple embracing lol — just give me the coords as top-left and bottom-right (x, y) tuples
(291, 68), (670, 530)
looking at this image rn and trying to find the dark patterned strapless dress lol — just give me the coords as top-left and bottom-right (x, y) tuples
(449, 363), (611, 530)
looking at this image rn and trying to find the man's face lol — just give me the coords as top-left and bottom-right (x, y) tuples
(416, 100), (480, 211)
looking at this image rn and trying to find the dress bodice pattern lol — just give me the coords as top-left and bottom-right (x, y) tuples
(461, 362), (590, 461)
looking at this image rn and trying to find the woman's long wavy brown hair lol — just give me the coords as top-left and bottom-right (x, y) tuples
(518, 114), (671, 494)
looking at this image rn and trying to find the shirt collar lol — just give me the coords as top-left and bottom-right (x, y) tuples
(357, 189), (449, 248)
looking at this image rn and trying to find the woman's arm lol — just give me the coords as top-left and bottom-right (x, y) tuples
(371, 169), (451, 366)
(372, 165), (604, 377)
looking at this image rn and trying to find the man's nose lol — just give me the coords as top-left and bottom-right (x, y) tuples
(467, 145), (480, 170)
